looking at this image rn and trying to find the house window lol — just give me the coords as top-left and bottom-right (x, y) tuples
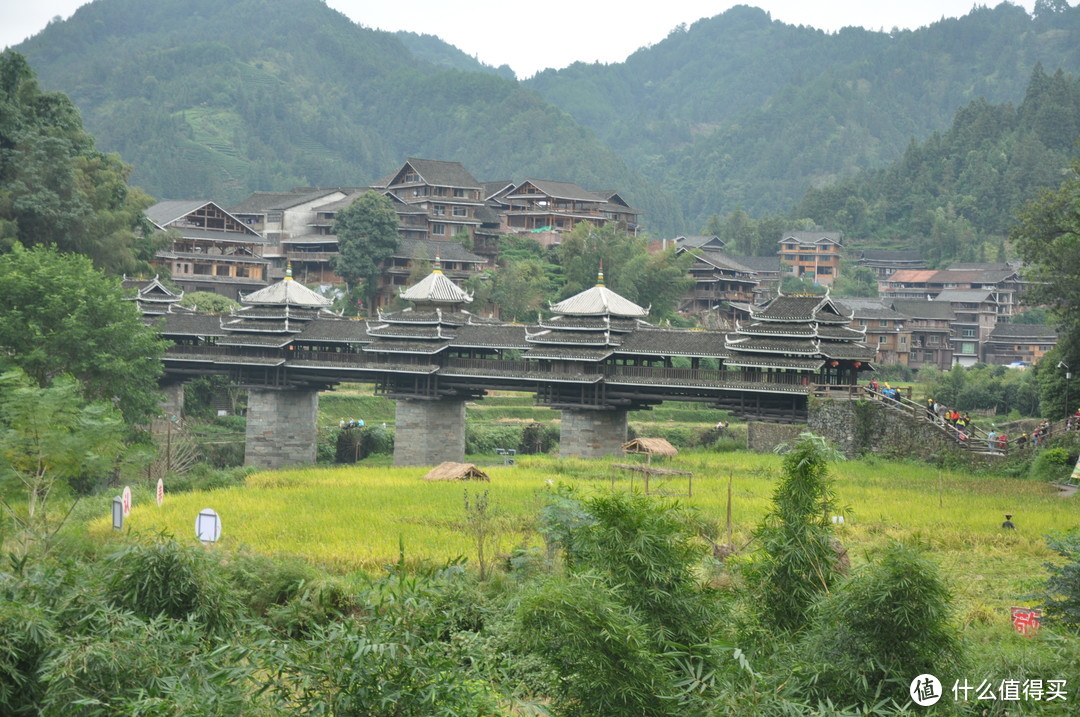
(878, 336), (888, 344)
(960, 343), (976, 355)
(961, 328), (977, 338)
(859, 320), (867, 326)
(817, 266), (833, 275)
(453, 188), (465, 197)
(900, 336), (907, 344)
(404, 173), (419, 183)
(880, 320), (889, 328)
(929, 335), (940, 345)
(433, 205), (446, 216)
(452, 206), (468, 217)
(432, 223), (446, 236)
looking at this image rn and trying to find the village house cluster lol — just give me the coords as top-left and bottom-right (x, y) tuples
(142, 157), (1054, 369)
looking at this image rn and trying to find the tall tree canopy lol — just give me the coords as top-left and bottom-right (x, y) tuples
(1011, 158), (1080, 360)
(330, 191), (400, 308)
(0, 244), (167, 424)
(0, 50), (157, 274)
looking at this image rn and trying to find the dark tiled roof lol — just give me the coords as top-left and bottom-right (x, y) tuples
(450, 324), (531, 349)
(890, 299), (955, 320)
(726, 336), (820, 354)
(819, 342), (878, 361)
(396, 238), (485, 264)
(216, 335), (292, 348)
(510, 179), (603, 202)
(228, 189), (346, 214)
(156, 313), (226, 337)
(295, 318), (372, 343)
(835, 299), (907, 321)
(734, 322), (817, 337)
(526, 329), (619, 346)
(522, 346), (614, 361)
(734, 255), (782, 273)
(614, 328), (728, 357)
(363, 339), (451, 355)
(934, 289), (994, 303)
(724, 356), (825, 371)
(752, 295), (834, 322)
(988, 324), (1058, 340)
(396, 158), (482, 189)
(366, 323), (454, 340)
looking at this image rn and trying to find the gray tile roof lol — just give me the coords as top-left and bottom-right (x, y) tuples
(399, 269), (473, 304)
(391, 158), (482, 189)
(890, 299), (955, 320)
(396, 238), (486, 264)
(521, 346), (615, 361)
(835, 299), (908, 321)
(295, 318), (372, 343)
(510, 179), (604, 202)
(156, 313), (226, 337)
(450, 324), (531, 350)
(241, 276), (334, 307)
(987, 324), (1057, 340)
(550, 284), (649, 318)
(615, 328), (727, 357)
(933, 289), (995, 303)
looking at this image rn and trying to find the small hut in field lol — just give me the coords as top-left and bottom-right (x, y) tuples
(614, 438), (692, 496)
(422, 462), (491, 482)
(622, 437), (678, 458)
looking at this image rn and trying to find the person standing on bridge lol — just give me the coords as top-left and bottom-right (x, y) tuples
(987, 428), (998, 453)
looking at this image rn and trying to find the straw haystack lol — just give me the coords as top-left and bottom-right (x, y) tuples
(622, 437), (678, 457)
(422, 462), (490, 482)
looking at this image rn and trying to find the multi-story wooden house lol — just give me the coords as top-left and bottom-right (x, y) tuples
(778, 231), (842, 286)
(837, 299), (911, 366)
(147, 200), (269, 300)
(855, 249), (927, 280)
(889, 299), (955, 371)
(933, 289), (1001, 365)
(492, 179), (641, 247)
(983, 324), (1058, 366)
(676, 248), (759, 317)
(376, 158), (486, 243)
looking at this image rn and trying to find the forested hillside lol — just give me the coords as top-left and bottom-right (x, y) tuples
(526, 2), (1080, 230)
(16, 0), (680, 229)
(14, 0), (1080, 237)
(794, 64), (1080, 264)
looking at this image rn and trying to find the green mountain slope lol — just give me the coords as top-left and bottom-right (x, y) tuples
(16, 0), (677, 228)
(525, 3), (1080, 230)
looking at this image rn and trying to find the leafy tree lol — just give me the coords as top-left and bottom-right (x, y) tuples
(0, 244), (167, 424)
(1034, 530), (1080, 631)
(1011, 158), (1080, 359)
(798, 542), (963, 706)
(518, 490), (726, 717)
(330, 191), (400, 308)
(0, 369), (125, 557)
(0, 50), (158, 274)
(178, 290), (241, 314)
(489, 258), (551, 322)
(749, 433), (844, 631)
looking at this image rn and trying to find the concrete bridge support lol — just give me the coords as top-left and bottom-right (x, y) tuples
(393, 398), (466, 466)
(159, 381), (185, 420)
(245, 387), (320, 469)
(560, 408), (628, 459)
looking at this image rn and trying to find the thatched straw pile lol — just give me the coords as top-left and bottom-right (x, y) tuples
(622, 437), (678, 456)
(421, 461), (491, 482)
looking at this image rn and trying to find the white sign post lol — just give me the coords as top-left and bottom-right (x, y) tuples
(111, 496), (124, 531)
(195, 508), (221, 543)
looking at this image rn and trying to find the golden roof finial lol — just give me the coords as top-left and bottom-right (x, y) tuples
(285, 263), (294, 281)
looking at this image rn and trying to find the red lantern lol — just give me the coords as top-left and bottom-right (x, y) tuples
(853, 361), (862, 368)
(829, 360), (839, 367)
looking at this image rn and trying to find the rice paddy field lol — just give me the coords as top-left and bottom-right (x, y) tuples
(92, 450), (1078, 627)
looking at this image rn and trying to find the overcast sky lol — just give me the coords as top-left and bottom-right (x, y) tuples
(2, 1), (1045, 79)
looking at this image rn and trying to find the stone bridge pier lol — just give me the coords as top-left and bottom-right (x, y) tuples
(244, 387), (320, 469)
(393, 397), (467, 466)
(159, 381), (185, 420)
(560, 408), (628, 459)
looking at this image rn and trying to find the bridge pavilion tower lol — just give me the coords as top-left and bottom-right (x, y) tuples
(368, 258), (495, 466)
(528, 270), (652, 458)
(221, 267), (337, 468)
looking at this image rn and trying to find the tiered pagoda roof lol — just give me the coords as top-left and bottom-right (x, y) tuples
(724, 291), (876, 373)
(123, 276), (193, 317)
(218, 268), (337, 350)
(365, 262), (494, 359)
(525, 272), (650, 362)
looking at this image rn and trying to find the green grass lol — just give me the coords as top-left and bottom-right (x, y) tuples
(91, 450), (1077, 628)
